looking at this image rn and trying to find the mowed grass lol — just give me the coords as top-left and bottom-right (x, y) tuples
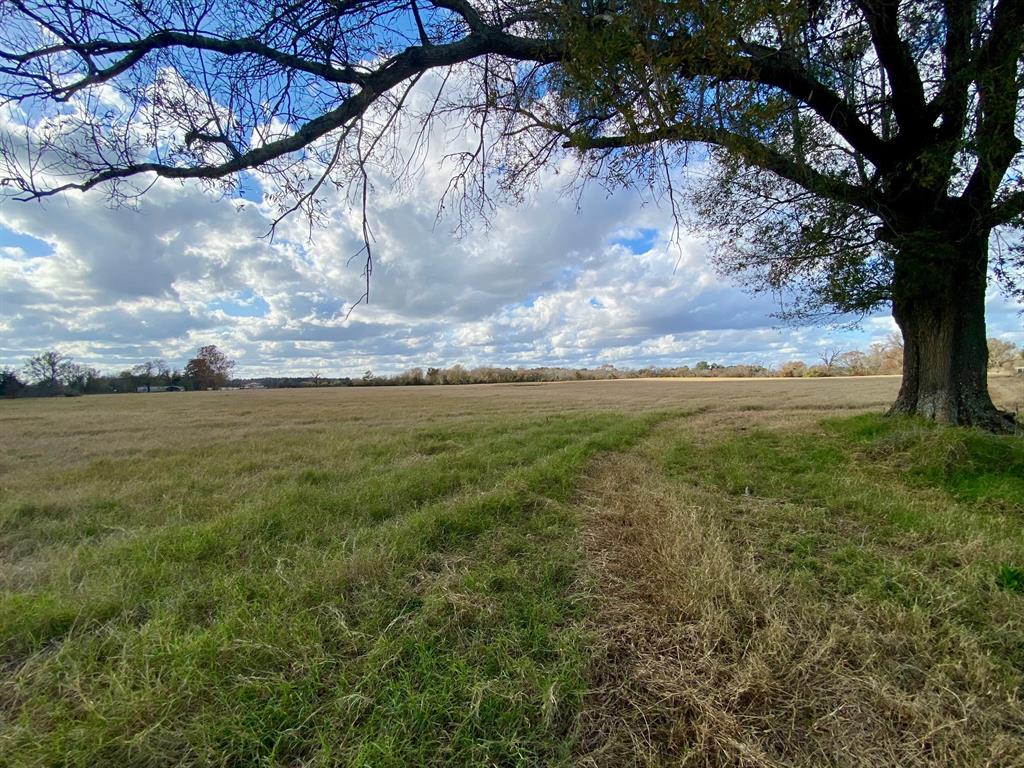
(1, 376), (1022, 766)
(577, 383), (1024, 766)
(1, 387), (677, 766)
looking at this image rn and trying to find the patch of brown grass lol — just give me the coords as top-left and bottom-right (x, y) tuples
(574, 449), (1023, 767)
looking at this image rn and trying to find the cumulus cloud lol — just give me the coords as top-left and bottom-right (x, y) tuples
(1, 76), (1021, 376)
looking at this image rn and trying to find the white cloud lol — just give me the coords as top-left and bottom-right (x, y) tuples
(1, 76), (1021, 377)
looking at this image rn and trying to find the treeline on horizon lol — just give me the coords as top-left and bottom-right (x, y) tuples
(3, 336), (1023, 399)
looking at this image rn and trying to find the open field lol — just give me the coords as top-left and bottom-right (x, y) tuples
(2, 377), (1023, 766)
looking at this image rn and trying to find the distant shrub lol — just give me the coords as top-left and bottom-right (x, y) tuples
(1, 367), (25, 398)
(778, 361), (807, 378)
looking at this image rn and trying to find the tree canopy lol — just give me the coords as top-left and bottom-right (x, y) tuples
(1, 0), (1021, 428)
(185, 345), (235, 390)
(22, 349), (70, 386)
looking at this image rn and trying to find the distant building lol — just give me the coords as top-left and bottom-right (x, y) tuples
(241, 382), (266, 389)
(136, 385), (183, 393)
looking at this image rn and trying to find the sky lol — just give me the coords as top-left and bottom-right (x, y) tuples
(1, 89), (1021, 379)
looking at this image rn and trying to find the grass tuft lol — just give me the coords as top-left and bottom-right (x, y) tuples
(997, 565), (1024, 593)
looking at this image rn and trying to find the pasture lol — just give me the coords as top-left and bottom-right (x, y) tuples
(1, 377), (1023, 766)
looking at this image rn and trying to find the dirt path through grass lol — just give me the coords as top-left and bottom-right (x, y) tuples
(573, 415), (1024, 767)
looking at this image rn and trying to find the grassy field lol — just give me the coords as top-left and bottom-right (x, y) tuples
(1, 376), (1022, 766)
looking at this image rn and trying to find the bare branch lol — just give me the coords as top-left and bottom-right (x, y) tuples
(565, 123), (879, 214)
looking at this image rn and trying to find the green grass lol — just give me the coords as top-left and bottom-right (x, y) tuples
(2, 383), (1023, 766)
(572, 410), (1024, 765)
(1, 408), (669, 767)
(653, 413), (1024, 687)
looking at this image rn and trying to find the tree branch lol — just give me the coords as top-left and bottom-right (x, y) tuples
(1, 30), (369, 103)
(927, 0), (977, 146)
(429, 0), (485, 32)
(733, 41), (890, 167)
(564, 123), (879, 213)
(962, 0), (1024, 208)
(987, 188), (1024, 227)
(6, 26), (561, 199)
(855, 0), (928, 132)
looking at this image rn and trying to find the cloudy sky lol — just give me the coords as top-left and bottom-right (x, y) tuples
(1, 83), (1021, 378)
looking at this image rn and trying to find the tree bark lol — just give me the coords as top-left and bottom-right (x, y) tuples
(888, 231), (1015, 432)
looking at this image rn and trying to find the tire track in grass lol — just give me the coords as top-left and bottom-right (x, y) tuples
(572, 418), (1024, 767)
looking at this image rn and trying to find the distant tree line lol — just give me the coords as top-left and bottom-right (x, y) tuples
(1, 345), (235, 397)
(3, 337), (1021, 400)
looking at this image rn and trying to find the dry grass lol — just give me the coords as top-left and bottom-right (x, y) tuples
(1, 376), (1020, 766)
(0, 375), (907, 498)
(574, 413), (1024, 767)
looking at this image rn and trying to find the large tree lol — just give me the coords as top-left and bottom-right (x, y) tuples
(184, 345), (235, 390)
(23, 349), (73, 387)
(1, 1), (1021, 429)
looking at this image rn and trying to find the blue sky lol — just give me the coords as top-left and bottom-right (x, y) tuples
(0, 177), (1019, 378)
(3, 182), (1020, 378)
(0, 6), (1020, 379)
(1, 101), (1020, 379)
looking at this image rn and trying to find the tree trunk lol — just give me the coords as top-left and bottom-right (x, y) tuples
(888, 231), (1015, 432)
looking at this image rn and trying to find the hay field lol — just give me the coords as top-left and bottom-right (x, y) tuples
(1, 376), (1022, 766)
